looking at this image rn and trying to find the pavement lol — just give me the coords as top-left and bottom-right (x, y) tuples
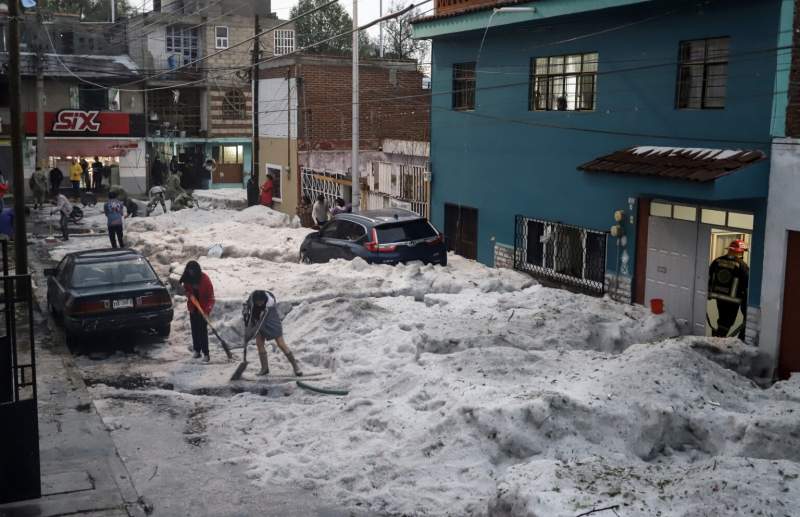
(0, 227), (148, 517)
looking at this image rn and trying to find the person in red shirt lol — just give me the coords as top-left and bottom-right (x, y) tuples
(259, 173), (274, 208)
(180, 260), (215, 362)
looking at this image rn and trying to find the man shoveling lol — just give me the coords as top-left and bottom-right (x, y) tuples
(233, 290), (302, 379)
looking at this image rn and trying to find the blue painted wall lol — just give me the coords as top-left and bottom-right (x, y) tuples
(428, 0), (781, 305)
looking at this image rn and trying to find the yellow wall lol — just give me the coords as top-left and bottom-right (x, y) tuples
(259, 137), (298, 216)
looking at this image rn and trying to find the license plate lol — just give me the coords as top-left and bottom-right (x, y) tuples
(113, 298), (133, 309)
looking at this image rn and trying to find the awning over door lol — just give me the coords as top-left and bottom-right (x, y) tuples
(578, 146), (766, 182)
(41, 139), (140, 158)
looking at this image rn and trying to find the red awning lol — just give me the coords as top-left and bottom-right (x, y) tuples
(41, 139), (140, 158)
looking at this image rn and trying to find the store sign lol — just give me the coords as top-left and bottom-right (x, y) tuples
(51, 110), (101, 132)
(24, 112), (145, 138)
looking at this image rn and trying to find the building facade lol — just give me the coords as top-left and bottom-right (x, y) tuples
(257, 54), (430, 216)
(413, 0), (784, 353)
(0, 14), (147, 193)
(127, 0), (293, 189)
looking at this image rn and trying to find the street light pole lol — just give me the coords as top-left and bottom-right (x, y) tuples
(351, 0), (360, 212)
(9, 0), (29, 274)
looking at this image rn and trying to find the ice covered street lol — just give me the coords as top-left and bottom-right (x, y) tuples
(30, 196), (800, 516)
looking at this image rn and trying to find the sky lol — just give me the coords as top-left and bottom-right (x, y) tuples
(270, 0), (410, 38)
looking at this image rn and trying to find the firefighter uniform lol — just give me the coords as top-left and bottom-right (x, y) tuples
(708, 247), (749, 340)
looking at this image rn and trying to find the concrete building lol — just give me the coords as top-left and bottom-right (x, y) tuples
(126, 0), (293, 189)
(0, 14), (147, 193)
(413, 0), (786, 351)
(257, 54), (430, 217)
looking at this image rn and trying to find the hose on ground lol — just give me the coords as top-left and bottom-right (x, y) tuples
(296, 380), (349, 396)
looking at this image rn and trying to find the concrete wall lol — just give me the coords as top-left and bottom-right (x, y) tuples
(427, 0), (779, 305)
(259, 136), (298, 215)
(760, 138), (800, 366)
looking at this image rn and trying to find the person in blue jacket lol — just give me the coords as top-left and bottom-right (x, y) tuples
(104, 191), (125, 248)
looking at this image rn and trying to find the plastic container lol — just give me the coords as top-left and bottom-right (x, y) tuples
(650, 298), (664, 315)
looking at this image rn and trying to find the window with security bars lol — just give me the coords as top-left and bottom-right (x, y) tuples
(222, 89), (246, 119)
(274, 29), (295, 56)
(530, 53), (598, 111)
(676, 37), (729, 109)
(165, 25), (199, 66)
(452, 62), (476, 111)
(514, 216), (607, 296)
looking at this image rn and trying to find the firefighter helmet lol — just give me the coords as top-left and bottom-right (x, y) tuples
(728, 239), (748, 254)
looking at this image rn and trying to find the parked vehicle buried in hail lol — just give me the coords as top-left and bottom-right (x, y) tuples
(299, 209), (447, 266)
(45, 248), (174, 345)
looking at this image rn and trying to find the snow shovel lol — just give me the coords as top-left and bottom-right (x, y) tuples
(189, 296), (234, 360)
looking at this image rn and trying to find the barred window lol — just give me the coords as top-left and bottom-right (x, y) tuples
(274, 29), (295, 56)
(676, 37), (729, 109)
(530, 53), (598, 111)
(222, 89), (246, 119)
(452, 62), (476, 111)
(165, 25), (199, 66)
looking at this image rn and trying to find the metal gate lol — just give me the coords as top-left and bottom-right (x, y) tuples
(301, 168), (351, 208)
(514, 215), (608, 296)
(365, 162), (430, 219)
(0, 239), (40, 503)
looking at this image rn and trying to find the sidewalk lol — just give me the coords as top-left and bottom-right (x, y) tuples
(0, 267), (147, 517)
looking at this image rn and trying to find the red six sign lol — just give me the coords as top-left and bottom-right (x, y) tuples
(52, 110), (101, 132)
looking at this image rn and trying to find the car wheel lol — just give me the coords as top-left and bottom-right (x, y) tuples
(439, 255), (448, 267)
(47, 299), (61, 323)
(65, 331), (81, 349)
(300, 252), (312, 264)
(157, 323), (171, 338)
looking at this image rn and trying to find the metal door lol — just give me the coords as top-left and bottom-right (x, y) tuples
(692, 223), (713, 335)
(444, 203), (478, 260)
(644, 216), (698, 329)
(779, 231), (800, 379)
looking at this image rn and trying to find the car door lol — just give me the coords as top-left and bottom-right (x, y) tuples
(48, 257), (72, 312)
(334, 221), (368, 260)
(314, 220), (341, 262)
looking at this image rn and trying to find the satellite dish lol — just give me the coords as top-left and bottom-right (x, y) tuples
(21, 0), (37, 8)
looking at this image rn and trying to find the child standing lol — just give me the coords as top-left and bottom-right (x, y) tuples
(242, 290), (302, 376)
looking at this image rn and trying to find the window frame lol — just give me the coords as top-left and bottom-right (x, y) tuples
(529, 52), (598, 112)
(78, 84), (109, 111)
(452, 62), (476, 111)
(273, 29), (295, 56)
(221, 89), (246, 120)
(165, 25), (199, 67)
(214, 26), (229, 49)
(675, 36), (730, 110)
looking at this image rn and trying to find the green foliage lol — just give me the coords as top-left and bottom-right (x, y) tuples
(382, 0), (429, 61)
(290, 0), (354, 55)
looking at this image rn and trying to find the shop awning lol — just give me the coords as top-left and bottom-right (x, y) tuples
(40, 139), (140, 158)
(578, 146), (766, 183)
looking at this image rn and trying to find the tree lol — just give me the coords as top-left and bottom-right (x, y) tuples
(290, 0), (355, 55)
(382, 1), (429, 61)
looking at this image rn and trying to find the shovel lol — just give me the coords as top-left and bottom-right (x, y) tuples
(189, 296), (234, 360)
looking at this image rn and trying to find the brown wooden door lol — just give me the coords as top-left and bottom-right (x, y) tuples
(444, 203), (478, 260)
(779, 231), (800, 379)
(215, 163), (243, 184)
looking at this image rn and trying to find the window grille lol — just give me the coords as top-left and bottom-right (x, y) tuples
(274, 30), (295, 56)
(530, 52), (598, 111)
(452, 62), (476, 111)
(676, 37), (729, 109)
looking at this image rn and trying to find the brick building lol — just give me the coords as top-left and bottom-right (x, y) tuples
(257, 54), (430, 217)
(127, 0), (294, 189)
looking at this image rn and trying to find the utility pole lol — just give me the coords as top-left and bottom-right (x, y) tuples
(34, 16), (46, 171)
(351, 0), (360, 212)
(379, 0), (384, 59)
(252, 13), (260, 186)
(9, 0), (29, 274)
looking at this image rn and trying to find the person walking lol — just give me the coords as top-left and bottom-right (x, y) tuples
(180, 261), (215, 362)
(50, 193), (72, 241)
(312, 194), (329, 228)
(104, 191), (125, 248)
(69, 159), (82, 197)
(243, 290), (302, 376)
(296, 195), (314, 228)
(92, 157), (104, 191)
(31, 166), (48, 209)
(708, 239), (750, 340)
(49, 166), (64, 195)
(259, 173), (274, 208)
(80, 158), (90, 189)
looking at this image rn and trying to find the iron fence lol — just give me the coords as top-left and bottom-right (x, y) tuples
(301, 168), (351, 208)
(514, 215), (608, 296)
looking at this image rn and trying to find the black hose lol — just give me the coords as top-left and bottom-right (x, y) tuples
(296, 380), (349, 396)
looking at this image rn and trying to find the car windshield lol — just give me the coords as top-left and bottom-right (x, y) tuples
(71, 258), (157, 288)
(376, 220), (437, 243)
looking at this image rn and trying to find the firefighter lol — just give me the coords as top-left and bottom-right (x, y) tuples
(708, 239), (749, 340)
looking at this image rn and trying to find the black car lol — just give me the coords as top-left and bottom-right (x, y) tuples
(299, 209), (447, 266)
(45, 248), (173, 345)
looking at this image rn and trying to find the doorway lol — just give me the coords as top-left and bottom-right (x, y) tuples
(444, 203), (478, 260)
(778, 231), (800, 379)
(212, 145), (244, 184)
(643, 201), (753, 336)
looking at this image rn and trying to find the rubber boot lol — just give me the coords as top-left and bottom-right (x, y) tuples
(284, 351), (302, 377)
(257, 350), (269, 376)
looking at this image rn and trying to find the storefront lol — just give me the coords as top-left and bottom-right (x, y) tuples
(147, 137), (251, 190)
(23, 110), (147, 194)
